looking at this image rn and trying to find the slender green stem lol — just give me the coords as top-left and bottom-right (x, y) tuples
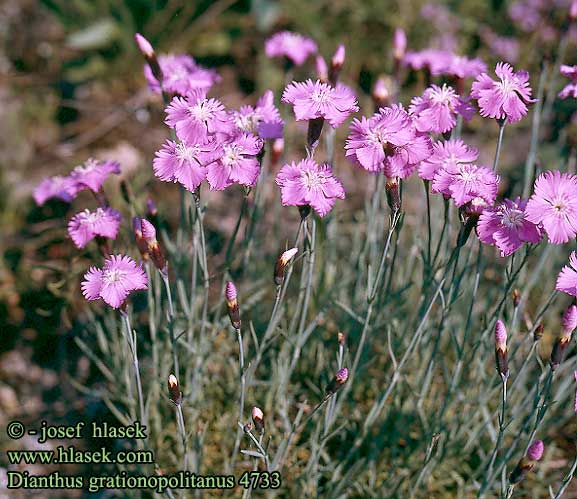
(176, 404), (188, 471)
(121, 310), (145, 425)
(230, 326), (246, 470)
(478, 376), (508, 497)
(493, 121), (506, 173)
(161, 270), (179, 379)
(553, 453), (577, 498)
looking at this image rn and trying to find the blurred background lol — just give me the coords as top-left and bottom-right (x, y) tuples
(2, 0), (577, 496)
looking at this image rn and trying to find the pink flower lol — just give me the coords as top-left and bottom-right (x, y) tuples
(439, 54), (487, 79)
(275, 158), (345, 217)
(265, 31), (317, 66)
(165, 91), (233, 144)
(153, 139), (218, 192)
(68, 207), (121, 249)
(207, 133), (263, 190)
(81, 254), (148, 309)
(471, 62), (535, 123)
(402, 49), (451, 74)
(231, 90), (284, 139)
(345, 104), (432, 178)
(559, 65), (577, 99)
(556, 252), (577, 296)
(144, 54), (220, 96)
(477, 198), (542, 257)
(69, 158), (121, 193)
(418, 139), (479, 181)
(409, 84), (475, 134)
(432, 163), (499, 207)
(525, 171), (577, 244)
(33, 175), (78, 205)
(282, 79), (359, 128)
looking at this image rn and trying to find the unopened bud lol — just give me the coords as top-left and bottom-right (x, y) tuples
(372, 77), (392, 109)
(510, 440), (544, 484)
(385, 177), (401, 214)
(226, 281), (241, 329)
(133, 217), (149, 260)
(141, 218), (166, 272)
(338, 331), (345, 346)
(243, 422), (253, 433)
(271, 138), (284, 166)
(329, 44), (345, 85)
(135, 33), (163, 84)
(252, 406), (265, 434)
(393, 28), (407, 61)
(325, 367), (349, 396)
(494, 320), (509, 379)
(168, 374), (182, 405)
(146, 197), (158, 217)
(274, 247), (298, 285)
(512, 289), (520, 308)
(316, 55), (328, 82)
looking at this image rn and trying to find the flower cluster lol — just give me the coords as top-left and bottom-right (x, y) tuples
(345, 104), (432, 178)
(403, 49), (486, 79)
(34, 158), (120, 206)
(153, 88), (283, 192)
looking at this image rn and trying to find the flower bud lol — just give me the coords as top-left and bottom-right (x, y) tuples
(135, 33), (163, 84)
(271, 138), (284, 167)
(393, 28), (407, 61)
(243, 422), (253, 433)
(168, 374), (182, 405)
(510, 440), (544, 484)
(325, 367), (349, 396)
(562, 304), (577, 337)
(385, 177), (401, 214)
(274, 247), (298, 286)
(316, 55), (328, 82)
(133, 217), (150, 260)
(338, 331), (345, 346)
(251, 406), (265, 434)
(146, 197), (158, 217)
(551, 305), (577, 370)
(372, 77), (392, 110)
(225, 281), (241, 329)
(329, 44), (345, 85)
(512, 289), (520, 308)
(142, 218), (166, 272)
(494, 320), (509, 379)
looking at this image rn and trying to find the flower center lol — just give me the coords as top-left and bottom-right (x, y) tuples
(302, 170), (325, 190)
(74, 158), (99, 174)
(176, 143), (200, 162)
(103, 269), (126, 284)
(430, 85), (455, 106)
(501, 207), (524, 228)
(311, 86), (332, 104)
(223, 144), (241, 166)
(188, 102), (212, 122)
